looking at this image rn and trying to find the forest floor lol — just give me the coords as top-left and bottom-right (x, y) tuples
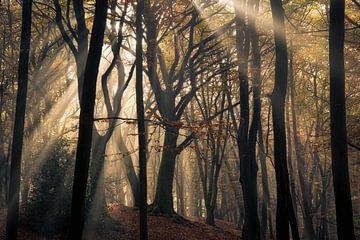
(0, 204), (241, 240)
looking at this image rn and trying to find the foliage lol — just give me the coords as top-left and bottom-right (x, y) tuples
(22, 139), (74, 236)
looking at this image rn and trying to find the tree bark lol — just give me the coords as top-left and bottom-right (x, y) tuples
(152, 127), (179, 214)
(67, 1), (108, 239)
(329, 0), (355, 238)
(269, 0), (299, 238)
(234, 0), (260, 238)
(135, 0), (148, 239)
(6, 1), (32, 239)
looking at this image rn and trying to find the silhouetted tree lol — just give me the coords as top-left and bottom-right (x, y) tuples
(135, 0), (148, 239)
(269, 0), (299, 238)
(67, 0), (108, 239)
(329, 0), (356, 238)
(234, 0), (261, 237)
(6, 1), (33, 239)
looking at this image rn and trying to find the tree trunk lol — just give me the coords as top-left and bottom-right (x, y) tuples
(258, 120), (272, 240)
(116, 130), (140, 206)
(152, 127), (179, 215)
(285, 93), (297, 220)
(269, 0), (299, 238)
(329, 0), (355, 238)
(73, 0), (89, 103)
(6, 1), (32, 239)
(86, 132), (107, 227)
(235, 0), (260, 237)
(67, 1), (108, 239)
(205, 206), (216, 226)
(87, 0), (130, 220)
(135, 0), (148, 239)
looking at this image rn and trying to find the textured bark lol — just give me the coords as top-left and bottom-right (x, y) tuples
(67, 1), (108, 239)
(6, 1), (32, 239)
(329, 0), (355, 238)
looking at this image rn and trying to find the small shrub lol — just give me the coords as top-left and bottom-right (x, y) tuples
(22, 139), (74, 236)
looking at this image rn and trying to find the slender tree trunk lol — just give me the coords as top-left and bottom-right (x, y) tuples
(247, 0), (262, 235)
(285, 93), (297, 220)
(235, 0), (260, 237)
(258, 120), (272, 240)
(175, 159), (185, 216)
(0, 18), (5, 208)
(289, 49), (315, 240)
(5, 1), (32, 239)
(73, 0), (89, 102)
(135, 0), (148, 239)
(67, 1), (108, 239)
(116, 130), (140, 206)
(329, 0), (355, 238)
(313, 76), (329, 240)
(269, 0), (299, 238)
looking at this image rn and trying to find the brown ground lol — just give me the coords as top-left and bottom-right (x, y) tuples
(0, 204), (241, 240)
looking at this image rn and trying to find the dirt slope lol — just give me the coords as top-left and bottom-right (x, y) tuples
(0, 204), (241, 240)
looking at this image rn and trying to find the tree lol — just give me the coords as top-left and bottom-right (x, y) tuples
(6, 1), (33, 239)
(67, 0), (108, 239)
(143, 1), (232, 215)
(329, 0), (356, 238)
(191, 78), (229, 225)
(269, 0), (299, 238)
(289, 48), (315, 239)
(135, 0), (148, 239)
(234, 0), (261, 237)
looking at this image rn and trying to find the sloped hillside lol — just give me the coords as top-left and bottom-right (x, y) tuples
(0, 205), (241, 240)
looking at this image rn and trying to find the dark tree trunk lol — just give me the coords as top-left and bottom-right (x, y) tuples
(234, 0), (260, 238)
(152, 127), (179, 214)
(329, 0), (356, 238)
(258, 121), (272, 240)
(143, 3), (178, 215)
(205, 206), (216, 226)
(246, 0), (262, 235)
(73, 0), (89, 102)
(135, 0), (148, 239)
(87, 0), (129, 222)
(5, 1), (32, 239)
(269, 0), (299, 239)
(67, 1), (108, 239)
